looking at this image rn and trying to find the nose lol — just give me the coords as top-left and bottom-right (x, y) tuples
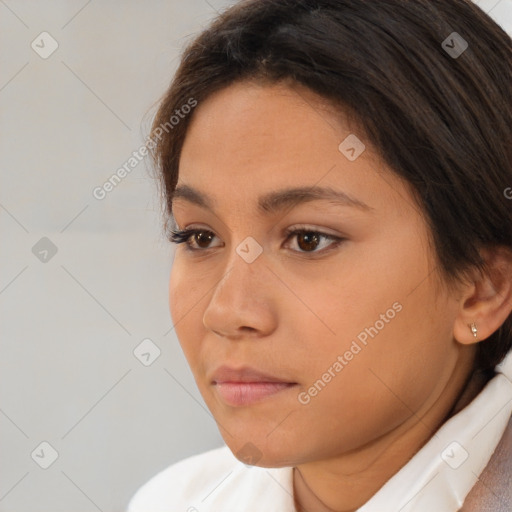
(202, 250), (278, 340)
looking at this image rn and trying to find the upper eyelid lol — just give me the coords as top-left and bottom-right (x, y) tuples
(171, 227), (344, 251)
(173, 225), (341, 238)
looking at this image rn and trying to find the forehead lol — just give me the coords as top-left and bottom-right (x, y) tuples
(180, 80), (350, 165)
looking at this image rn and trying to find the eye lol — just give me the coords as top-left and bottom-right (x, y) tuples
(283, 227), (345, 254)
(169, 228), (221, 251)
(169, 226), (345, 254)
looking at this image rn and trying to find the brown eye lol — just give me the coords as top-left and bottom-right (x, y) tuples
(169, 228), (220, 251)
(284, 228), (345, 255)
(296, 232), (320, 252)
(194, 231), (214, 248)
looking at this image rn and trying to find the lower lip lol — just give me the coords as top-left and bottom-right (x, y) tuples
(213, 382), (296, 406)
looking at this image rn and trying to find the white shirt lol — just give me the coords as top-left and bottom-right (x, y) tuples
(127, 350), (512, 512)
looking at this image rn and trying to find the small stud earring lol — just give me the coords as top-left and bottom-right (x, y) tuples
(469, 322), (478, 341)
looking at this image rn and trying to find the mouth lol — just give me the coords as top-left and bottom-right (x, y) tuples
(211, 365), (298, 407)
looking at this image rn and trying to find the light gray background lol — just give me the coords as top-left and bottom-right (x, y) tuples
(1, 1), (511, 511)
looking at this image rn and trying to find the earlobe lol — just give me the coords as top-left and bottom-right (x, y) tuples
(452, 247), (512, 346)
(453, 317), (482, 346)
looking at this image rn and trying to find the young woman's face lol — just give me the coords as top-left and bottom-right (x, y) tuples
(169, 81), (469, 467)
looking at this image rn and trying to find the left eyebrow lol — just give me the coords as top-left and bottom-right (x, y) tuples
(170, 184), (374, 216)
(257, 185), (374, 215)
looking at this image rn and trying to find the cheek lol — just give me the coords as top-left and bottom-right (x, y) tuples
(168, 260), (205, 362)
(290, 303), (453, 458)
(290, 243), (455, 435)
(168, 262), (183, 328)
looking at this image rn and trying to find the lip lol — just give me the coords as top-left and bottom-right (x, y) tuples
(211, 365), (294, 384)
(211, 365), (297, 406)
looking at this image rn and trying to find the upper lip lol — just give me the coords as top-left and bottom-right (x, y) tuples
(211, 365), (296, 384)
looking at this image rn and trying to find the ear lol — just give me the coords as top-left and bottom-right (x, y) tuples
(453, 246), (512, 345)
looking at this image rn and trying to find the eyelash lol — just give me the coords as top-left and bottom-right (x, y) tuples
(168, 226), (345, 255)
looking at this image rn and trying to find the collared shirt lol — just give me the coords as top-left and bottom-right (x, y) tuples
(127, 350), (512, 512)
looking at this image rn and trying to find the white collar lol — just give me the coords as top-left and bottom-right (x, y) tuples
(357, 350), (512, 511)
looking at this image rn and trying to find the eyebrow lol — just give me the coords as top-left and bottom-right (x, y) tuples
(170, 184), (373, 216)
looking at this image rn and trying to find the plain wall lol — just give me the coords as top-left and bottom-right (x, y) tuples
(1, 1), (511, 511)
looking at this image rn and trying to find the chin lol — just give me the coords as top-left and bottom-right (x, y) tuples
(221, 434), (306, 469)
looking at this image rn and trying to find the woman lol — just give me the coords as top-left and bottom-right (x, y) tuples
(128, 0), (512, 510)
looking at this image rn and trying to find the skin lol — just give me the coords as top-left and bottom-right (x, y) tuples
(168, 81), (511, 512)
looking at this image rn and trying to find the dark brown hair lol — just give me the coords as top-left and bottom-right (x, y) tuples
(149, 0), (512, 372)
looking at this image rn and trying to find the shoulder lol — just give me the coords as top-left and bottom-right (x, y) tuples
(126, 444), (295, 512)
(461, 415), (512, 511)
(127, 445), (236, 512)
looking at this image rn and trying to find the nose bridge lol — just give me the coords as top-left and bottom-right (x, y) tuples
(202, 239), (273, 335)
(213, 239), (265, 304)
